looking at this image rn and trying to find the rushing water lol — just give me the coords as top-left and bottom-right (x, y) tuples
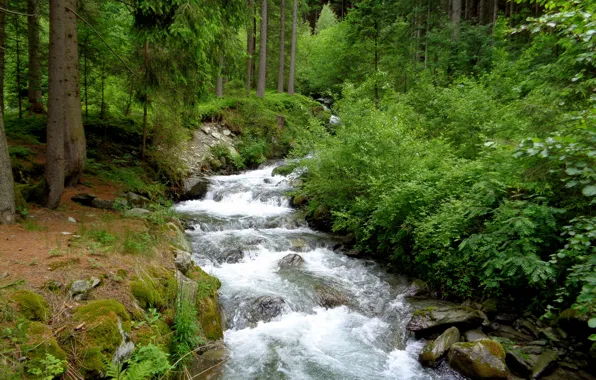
(175, 164), (461, 380)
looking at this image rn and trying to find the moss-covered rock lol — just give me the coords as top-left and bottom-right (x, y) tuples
(419, 327), (460, 367)
(11, 290), (49, 322)
(72, 300), (131, 377)
(23, 322), (68, 378)
(130, 267), (177, 311)
(447, 339), (508, 379)
(408, 305), (486, 336)
(187, 266), (223, 341)
(164, 222), (192, 252)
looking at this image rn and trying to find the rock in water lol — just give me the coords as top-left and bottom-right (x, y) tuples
(314, 284), (348, 308)
(407, 306), (486, 335)
(221, 249), (244, 264)
(278, 254), (304, 268)
(419, 327), (461, 367)
(180, 178), (210, 201)
(447, 340), (509, 379)
(246, 296), (286, 324)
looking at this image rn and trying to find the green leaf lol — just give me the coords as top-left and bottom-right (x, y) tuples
(590, 334), (596, 341)
(589, 318), (596, 328)
(582, 185), (596, 196)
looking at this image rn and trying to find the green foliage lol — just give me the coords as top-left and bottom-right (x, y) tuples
(26, 353), (67, 380)
(172, 296), (204, 368)
(106, 344), (171, 380)
(8, 146), (32, 159)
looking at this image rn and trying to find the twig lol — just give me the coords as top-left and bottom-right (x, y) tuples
(65, 6), (139, 78)
(0, 6), (33, 17)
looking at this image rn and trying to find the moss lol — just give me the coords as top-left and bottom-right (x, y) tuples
(24, 322), (68, 378)
(130, 267), (177, 311)
(481, 298), (498, 313)
(188, 266), (223, 341)
(73, 300), (131, 376)
(131, 280), (162, 309)
(272, 162), (299, 177)
(133, 320), (172, 349)
(12, 291), (49, 322)
(480, 339), (506, 360)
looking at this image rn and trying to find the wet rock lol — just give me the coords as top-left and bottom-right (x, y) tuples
(180, 178), (210, 201)
(112, 318), (135, 365)
(521, 346), (544, 355)
(506, 348), (537, 378)
(291, 194), (308, 208)
(494, 313), (519, 324)
(464, 329), (488, 342)
(70, 280), (94, 300)
(71, 193), (96, 206)
(538, 327), (561, 343)
(278, 254), (304, 268)
(489, 324), (534, 343)
(531, 350), (559, 379)
(344, 249), (362, 257)
(481, 299), (498, 315)
(447, 339), (509, 379)
(405, 279), (429, 297)
(419, 327), (460, 367)
(529, 340), (547, 347)
(190, 341), (226, 379)
(91, 198), (115, 210)
(126, 192), (151, 208)
(125, 208), (151, 218)
(222, 249), (244, 264)
(174, 250), (193, 274)
(314, 284), (348, 308)
(306, 204), (332, 232)
(516, 319), (540, 338)
(290, 238), (308, 252)
(407, 305), (486, 335)
(246, 296), (286, 324)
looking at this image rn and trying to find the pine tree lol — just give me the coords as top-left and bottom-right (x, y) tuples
(256, 0), (268, 97)
(27, 0), (44, 114)
(287, 0), (297, 95)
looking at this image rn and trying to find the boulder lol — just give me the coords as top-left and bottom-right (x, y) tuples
(180, 178), (210, 201)
(189, 341), (226, 379)
(290, 238), (308, 252)
(246, 296), (286, 324)
(221, 249), (244, 264)
(279, 254), (304, 268)
(407, 306), (487, 335)
(91, 198), (115, 210)
(506, 348), (537, 378)
(314, 284), (348, 309)
(406, 279), (430, 297)
(174, 250), (193, 274)
(125, 208), (151, 218)
(465, 329), (488, 342)
(71, 193), (96, 206)
(70, 280), (94, 300)
(488, 323), (534, 343)
(419, 327), (461, 367)
(531, 350), (559, 379)
(306, 204), (332, 232)
(126, 192), (151, 208)
(165, 222), (192, 252)
(447, 339), (509, 379)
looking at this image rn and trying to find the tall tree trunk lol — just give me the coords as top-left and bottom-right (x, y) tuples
(100, 67), (106, 119)
(0, 0), (5, 116)
(45, 0), (67, 209)
(141, 40), (149, 161)
(84, 49), (88, 118)
(63, 0), (86, 186)
(479, 0), (486, 24)
(287, 0), (298, 95)
(15, 24), (22, 119)
(27, 0), (44, 114)
(142, 102), (147, 161)
(216, 54), (224, 97)
(493, 0), (498, 24)
(465, 0), (470, 20)
(256, 0), (268, 98)
(452, 0), (462, 37)
(0, 105), (14, 224)
(246, 0), (255, 95)
(277, 0), (285, 93)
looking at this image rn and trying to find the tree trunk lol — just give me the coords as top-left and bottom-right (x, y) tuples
(63, 0), (86, 187)
(141, 40), (149, 161)
(277, 0), (285, 93)
(287, 0), (298, 95)
(452, 0), (462, 25)
(16, 24), (22, 119)
(493, 0), (498, 24)
(256, 0), (268, 98)
(465, 0), (470, 20)
(0, 0), (5, 116)
(27, 0), (44, 114)
(84, 49), (88, 118)
(479, 0), (485, 24)
(246, 0), (255, 95)
(142, 102), (147, 161)
(216, 54), (224, 97)
(45, 0), (67, 209)
(0, 106), (14, 224)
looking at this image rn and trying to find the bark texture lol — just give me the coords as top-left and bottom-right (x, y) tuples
(63, 0), (86, 186)
(45, 0), (67, 209)
(246, 0), (255, 95)
(256, 0), (268, 98)
(0, 0), (5, 115)
(277, 0), (285, 93)
(27, 0), (44, 114)
(0, 94), (15, 224)
(287, 0), (298, 95)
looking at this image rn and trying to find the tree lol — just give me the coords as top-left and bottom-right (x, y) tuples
(63, 0), (86, 186)
(277, 0), (286, 93)
(256, 0), (267, 97)
(0, 85), (15, 224)
(27, 0), (44, 114)
(45, 0), (66, 209)
(287, 0), (297, 95)
(0, 0), (5, 115)
(246, 0), (255, 94)
(316, 3), (338, 33)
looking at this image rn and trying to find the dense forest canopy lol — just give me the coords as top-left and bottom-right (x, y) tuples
(0, 0), (595, 372)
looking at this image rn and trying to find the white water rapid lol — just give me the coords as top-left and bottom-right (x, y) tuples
(175, 163), (462, 380)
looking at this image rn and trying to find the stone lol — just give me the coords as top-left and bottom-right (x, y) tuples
(406, 279), (430, 297)
(70, 280), (93, 300)
(314, 284), (348, 309)
(112, 318), (135, 365)
(538, 327), (561, 343)
(517, 319), (540, 338)
(465, 329), (488, 342)
(407, 305), (487, 335)
(531, 350), (559, 379)
(68, 217), (77, 224)
(91, 198), (115, 210)
(125, 208), (151, 218)
(506, 348), (537, 378)
(521, 346), (544, 355)
(290, 238), (308, 252)
(222, 249), (244, 264)
(174, 250), (193, 274)
(246, 296), (286, 325)
(71, 193), (96, 206)
(447, 340), (509, 379)
(481, 299), (498, 314)
(223, 129), (231, 136)
(529, 340), (547, 346)
(91, 277), (101, 288)
(419, 327), (461, 367)
(279, 254), (304, 268)
(494, 313), (519, 324)
(490, 324), (534, 343)
(180, 178), (210, 201)
(165, 222), (192, 252)
(126, 192), (151, 208)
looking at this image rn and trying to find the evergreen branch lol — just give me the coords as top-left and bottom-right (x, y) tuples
(65, 6), (139, 78)
(0, 6), (33, 17)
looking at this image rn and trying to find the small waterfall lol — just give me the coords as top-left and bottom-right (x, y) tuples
(175, 163), (460, 379)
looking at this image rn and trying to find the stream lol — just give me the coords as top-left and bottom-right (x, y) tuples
(174, 163), (462, 380)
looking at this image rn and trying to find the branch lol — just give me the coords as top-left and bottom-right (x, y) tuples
(0, 6), (33, 17)
(65, 6), (139, 78)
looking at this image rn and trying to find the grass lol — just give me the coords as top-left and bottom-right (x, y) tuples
(22, 219), (47, 232)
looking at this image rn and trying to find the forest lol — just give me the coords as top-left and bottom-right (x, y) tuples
(0, 0), (595, 378)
